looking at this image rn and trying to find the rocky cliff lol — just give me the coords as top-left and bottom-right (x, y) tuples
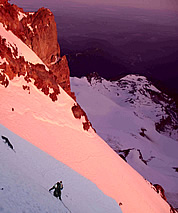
(0, 0), (74, 100)
(0, 0), (95, 131)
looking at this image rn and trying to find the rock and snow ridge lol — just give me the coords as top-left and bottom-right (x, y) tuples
(0, 0), (74, 99)
(0, 1), (175, 213)
(71, 74), (178, 209)
(0, 23), (48, 68)
(85, 72), (177, 140)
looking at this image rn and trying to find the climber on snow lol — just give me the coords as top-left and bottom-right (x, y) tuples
(49, 181), (63, 200)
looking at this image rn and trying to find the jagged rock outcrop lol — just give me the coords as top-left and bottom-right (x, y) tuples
(152, 184), (178, 213)
(71, 103), (95, 131)
(0, 1), (22, 32)
(0, 32), (60, 101)
(0, 0), (75, 99)
(117, 148), (155, 165)
(1, 135), (14, 151)
(87, 72), (102, 84)
(0, 1), (59, 64)
(20, 7), (60, 65)
(153, 184), (167, 201)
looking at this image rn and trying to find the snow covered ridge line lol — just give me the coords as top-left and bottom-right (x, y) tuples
(85, 73), (178, 140)
(71, 74), (178, 209)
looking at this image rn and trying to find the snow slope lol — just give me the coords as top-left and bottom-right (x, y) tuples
(0, 21), (171, 213)
(0, 23), (48, 70)
(0, 75), (171, 213)
(0, 124), (121, 213)
(71, 75), (178, 208)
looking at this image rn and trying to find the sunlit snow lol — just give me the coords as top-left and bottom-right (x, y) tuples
(0, 75), (170, 213)
(0, 21), (172, 213)
(0, 124), (121, 213)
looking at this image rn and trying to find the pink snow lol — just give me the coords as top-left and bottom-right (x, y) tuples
(0, 23), (48, 70)
(17, 11), (27, 21)
(0, 23), (171, 213)
(0, 76), (170, 213)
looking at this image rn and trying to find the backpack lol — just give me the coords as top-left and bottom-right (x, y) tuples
(60, 182), (63, 190)
(53, 183), (60, 197)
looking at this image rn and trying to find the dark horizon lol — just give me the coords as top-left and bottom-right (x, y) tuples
(10, 0), (178, 98)
(10, 0), (178, 11)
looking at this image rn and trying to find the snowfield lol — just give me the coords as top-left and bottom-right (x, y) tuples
(0, 124), (121, 213)
(0, 75), (171, 213)
(71, 75), (178, 208)
(0, 20), (172, 213)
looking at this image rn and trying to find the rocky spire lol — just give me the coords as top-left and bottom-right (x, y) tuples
(0, 0), (75, 99)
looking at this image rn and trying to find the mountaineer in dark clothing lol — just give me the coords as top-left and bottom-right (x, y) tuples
(49, 181), (63, 200)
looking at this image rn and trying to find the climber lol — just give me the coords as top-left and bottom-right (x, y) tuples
(49, 181), (63, 200)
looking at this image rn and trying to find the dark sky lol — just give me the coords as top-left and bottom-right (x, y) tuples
(11, 0), (178, 11)
(10, 0), (178, 95)
(66, 0), (178, 11)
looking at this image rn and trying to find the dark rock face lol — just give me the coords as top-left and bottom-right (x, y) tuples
(71, 104), (95, 131)
(118, 148), (133, 162)
(87, 72), (102, 84)
(21, 7), (60, 65)
(0, 71), (9, 87)
(1, 135), (14, 151)
(0, 0), (75, 99)
(152, 183), (177, 213)
(0, 2), (59, 64)
(117, 148), (155, 165)
(0, 35), (60, 101)
(50, 55), (76, 100)
(0, 1), (22, 32)
(173, 167), (178, 173)
(153, 184), (178, 213)
(153, 184), (167, 201)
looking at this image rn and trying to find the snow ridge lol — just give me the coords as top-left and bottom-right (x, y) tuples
(71, 74), (178, 208)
